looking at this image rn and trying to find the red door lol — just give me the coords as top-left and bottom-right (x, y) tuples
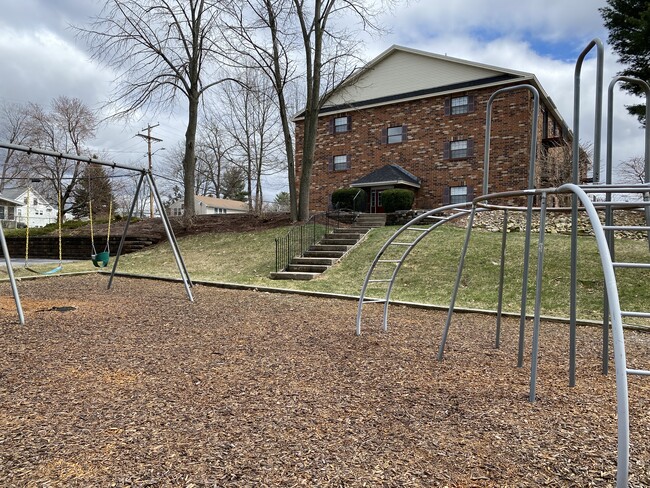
(370, 189), (384, 213)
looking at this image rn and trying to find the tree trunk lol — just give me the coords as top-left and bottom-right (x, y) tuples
(183, 92), (199, 218)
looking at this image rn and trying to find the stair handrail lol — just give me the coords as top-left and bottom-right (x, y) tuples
(274, 211), (342, 272)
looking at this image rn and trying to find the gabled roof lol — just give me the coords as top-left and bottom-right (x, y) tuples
(293, 45), (569, 137)
(351, 164), (421, 188)
(322, 45), (532, 112)
(1, 187), (51, 206)
(196, 194), (249, 211)
(0, 194), (23, 206)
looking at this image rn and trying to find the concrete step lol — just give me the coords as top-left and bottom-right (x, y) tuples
(269, 271), (318, 280)
(286, 264), (329, 273)
(320, 237), (359, 245)
(303, 250), (346, 258)
(292, 257), (338, 265)
(328, 231), (363, 239)
(309, 244), (349, 252)
(332, 228), (370, 235)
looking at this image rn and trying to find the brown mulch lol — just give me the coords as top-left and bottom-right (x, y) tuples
(0, 275), (648, 487)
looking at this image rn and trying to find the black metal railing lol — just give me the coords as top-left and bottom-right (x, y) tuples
(275, 211), (342, 272)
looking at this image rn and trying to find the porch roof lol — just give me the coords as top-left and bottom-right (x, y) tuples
(350, 164), (421, 189)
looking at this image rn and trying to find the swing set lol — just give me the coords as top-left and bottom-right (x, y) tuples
(23, 180), (63, 275)
(0, 143), (194, 325)
(86, 166), (113, 268)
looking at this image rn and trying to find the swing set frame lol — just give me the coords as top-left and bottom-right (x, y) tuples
(0, 142), (194, 325)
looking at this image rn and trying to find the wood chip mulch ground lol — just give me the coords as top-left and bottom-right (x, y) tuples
(0, 274), (648, 487)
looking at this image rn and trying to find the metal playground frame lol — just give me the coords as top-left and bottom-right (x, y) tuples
(0, 142), (194, 325)
(355, 39), (649, 487)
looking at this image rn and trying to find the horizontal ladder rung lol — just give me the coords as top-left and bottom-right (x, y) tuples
(603, 225), (650, 231)
(405, 227), (428, 232)
(612, 262), (650, 269)
(362, 298), (386, 304)
(626, 368), (650, 376)
(621, 311), (650, 318)
(596, 201), (650, 207)
(391, 242), (414, 246)
(368, 279), (392, 283)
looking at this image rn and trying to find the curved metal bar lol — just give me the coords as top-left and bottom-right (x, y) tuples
(558, 183), (629, 488)
(570, 38), (604, 387)
(483, 84), (540, 368)
(483, 84), (540, 196)
(355, 202), (472, 335)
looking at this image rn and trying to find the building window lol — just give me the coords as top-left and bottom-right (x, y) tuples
(445, 95), (475, 115)
(382, 125), (407, 144)
(0, 207), (5, 219)
(331, 115), (351, 134)
(8, 207), (14, 220)
(331, 154), (351, 171)
(451, 96), (469, 114)
(450, 139), (468, 159)
(450, 186), (468, 204)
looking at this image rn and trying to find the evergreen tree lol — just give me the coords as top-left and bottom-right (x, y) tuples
(220, 166), (247, 202)
(72, 164), (114, 219)
(601, 0), (650, 123)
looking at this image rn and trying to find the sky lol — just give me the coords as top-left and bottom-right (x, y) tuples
(0, 0), (645, 194)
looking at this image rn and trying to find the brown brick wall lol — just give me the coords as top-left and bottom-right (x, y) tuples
(296, 83), (562, 213)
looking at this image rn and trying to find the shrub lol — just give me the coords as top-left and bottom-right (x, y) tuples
(382, 189), (415, 213)
(331, 188), (366, 211)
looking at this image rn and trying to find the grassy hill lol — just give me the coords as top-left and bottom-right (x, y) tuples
(106, 223), (650, 323)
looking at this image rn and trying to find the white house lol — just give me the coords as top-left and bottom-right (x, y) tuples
(168, 194), (249, 217)
(0, 194), (23, 228)
(1, 188), (57, 227)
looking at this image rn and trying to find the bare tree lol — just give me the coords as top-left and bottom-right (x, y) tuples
(220, 68), (285, 212)
(224, 0), (299, 219)
(292, 0), (389, 220)
(77, 0), (238, 218)
(619, 156), (647, 184)
(25, 96), (98, 219)
(197, 112), (237, 198)
(0, 101), (31, 191)
(537, 140), (592, 207)
(225, 0), (393, 220)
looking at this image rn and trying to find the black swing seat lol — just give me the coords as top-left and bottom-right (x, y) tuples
(91, 251), (110, 268)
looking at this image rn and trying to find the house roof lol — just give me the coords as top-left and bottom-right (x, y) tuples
(195, 195), (249, 211)
(293, 45), (569, 137)
(0, 194), (23, 206)
(1, 188), (27, 201)
(351, 164), (421, 189)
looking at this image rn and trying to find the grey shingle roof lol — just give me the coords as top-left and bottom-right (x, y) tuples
(351, 164), (421, 188)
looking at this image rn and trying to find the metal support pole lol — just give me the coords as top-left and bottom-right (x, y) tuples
(529, 192), (548, 402)
(570, 39), (604, 386)
(495, 208), (509, 348)
(108, 172), (145, 290)
(0, 224), (24, 325)
(147, 173), (193, 298)
(517, 192), (534, 368)
(437, 206), (476, 361)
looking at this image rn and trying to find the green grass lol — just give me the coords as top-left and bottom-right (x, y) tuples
(112, 224), (650, 322)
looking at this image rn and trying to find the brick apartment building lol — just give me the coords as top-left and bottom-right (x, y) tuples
(294, 45), (575, 214)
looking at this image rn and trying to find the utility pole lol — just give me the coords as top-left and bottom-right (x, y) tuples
(136, 124), (162, 218)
